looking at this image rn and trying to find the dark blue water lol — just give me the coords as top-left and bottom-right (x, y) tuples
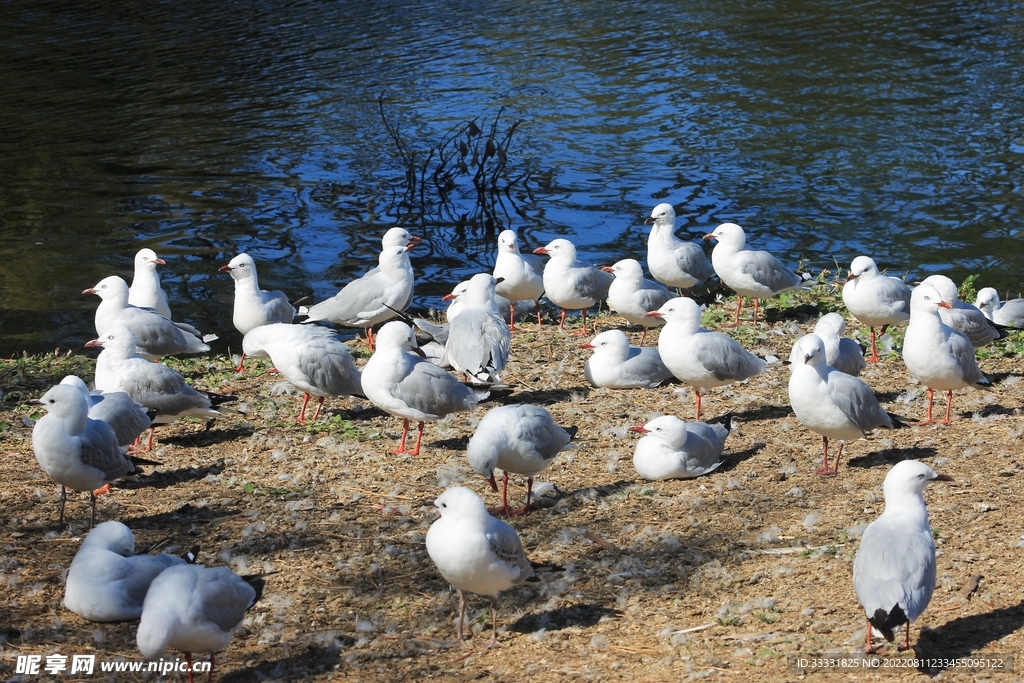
(2, 0), (1023, 355)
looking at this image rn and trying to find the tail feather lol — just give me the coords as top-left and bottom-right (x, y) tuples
(885, 412), (912, 429)
(564, 426), (580, 441)
(706, 413), (734, 432)
(526, 561), (566, 582)
(868, 605), (907, 643)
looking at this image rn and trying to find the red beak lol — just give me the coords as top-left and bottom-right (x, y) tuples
(627, 425), (649, 434)
(599, 266), (614, 274)
(937, 301), (953, 309)
(702, 233), (716, 241)
(218, 265), (232, 272)
(82, 288), (97, 295)
(84, 339), (102, 348)
(441, 294), (456, 302)
(934, 473), (954, 482)
(643, 216), (655, 225)
(580, 342), (594, 349)
(644, 311), (663, 318)
(533, 247), (549, 255)
(408, 236), (423, 243)
(153, 258), (166, 265)
(405, 241), (419, 250)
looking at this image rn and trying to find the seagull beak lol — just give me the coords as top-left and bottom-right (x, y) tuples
(532, 247), (549, 255)
(702, 233), (716, 241)
(153, 258), (166, 265)
(82, 288), (97, 295)
(441, 294), (456, 302)
(627, 425), (649, 434)
(644, 311), (663, 318)
(488, 473), (499, 492)
(846, 273), (857, 282)
(495, 277), (505, 284)
(410, 346), (427, 359)
(84, 339), (102, 348)
(218, 265), (232, 272)
(933, 473), (954, 482)
(643, 216), (655, 225)
(408, 235), (423, 243)
(599, 266), (614, 274)
(405, 241), (419, 250)
(580, 342), (595, 349)
(937, 301), (953, 309)
(804, 353), (815, 364)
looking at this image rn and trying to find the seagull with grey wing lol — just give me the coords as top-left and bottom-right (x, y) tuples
(443, 273), (511, 384)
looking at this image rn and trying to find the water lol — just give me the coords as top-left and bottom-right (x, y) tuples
(2, 0), (1022, 355)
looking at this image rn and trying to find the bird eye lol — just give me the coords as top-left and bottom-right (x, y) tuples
(918, 473), (926, 479)
(441, 502), (447, 508)
(107, 335), (114, 340)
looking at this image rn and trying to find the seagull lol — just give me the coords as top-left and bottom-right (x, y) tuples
(921, 275), (1006, 348)
(219, 253), (296, 371)
(242, 323), (362, 424)
(647, 297), (766, 420)
(84, 276), (210, 359)
(581, 329), (675, 389)
(137, 564), (263, 683)
(300, 243), (416, 350)
(64, 520), (194, 622)
(466, 404), (577, 516)
(443, 278), (533, 326)
(533, 238), (612, 335)
(788, 334), (899, 476)
(703, 222), (806, 325)
(88, 326), (230, 450)
(127, 248), (172, 320)
(442, 274), (511, 384)
(364, 227), (423, 311)
(361, 321), (484, 456)
(853, 460), (951, 653)
(31, 384), (136, 528)
(810, 313), (866, 377)
(841, 256), (912, 363)
(425, 486), (562, 644)
(628, 414), (731, 480)
(601, 258), (673, 345)
(975, 287), (1024, 328)
(644, 203), (715, 292)
(493, 229), (545, 328)
(902, 283), (992, 425)
(60, 375), (153, 450)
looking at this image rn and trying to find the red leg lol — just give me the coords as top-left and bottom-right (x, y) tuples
(457, 590), (466, 641)
(535, 300), (543, 326)
(366, 326), (376, 352)
(752, 299), (760, 325)
(815, 436), (835, 476)
(92, 483), (111, 495)
(866, 327), (880, 363)
(917, 388), (936, 426)
(899, 623), (911, 652)
(694, 390), (702, 421)
(389, 419), (410, 454)
(639, 327), (648, 346)
(407, 421), (426, 456)
(941, 390), (953, 425)
(311, 396), (326, 421)
(510, 475), (534, 516)
(186, 653), (194, 683)
(508, 302), (517, 331)
(489, 471), (513, 516)
(145, 427), (156, 451)
(572, 310), (589, 336)
(559, 308), (567, 331)
(296, 393), (311, 424)
(732, 298), (743, 326)
(234, 352), (246, 373)
(208, 653), (215, 683)
(832, 441), (845, 474)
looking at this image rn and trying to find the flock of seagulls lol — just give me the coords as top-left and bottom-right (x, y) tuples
(24, 202), (1023, 671)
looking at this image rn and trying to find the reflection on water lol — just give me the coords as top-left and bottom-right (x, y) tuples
(1, 0), (1022, 355)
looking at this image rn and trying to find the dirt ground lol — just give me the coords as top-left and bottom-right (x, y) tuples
(2, 301), (1024, 682)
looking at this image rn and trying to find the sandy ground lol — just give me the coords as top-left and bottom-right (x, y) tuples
(2, 303), (1024, 682)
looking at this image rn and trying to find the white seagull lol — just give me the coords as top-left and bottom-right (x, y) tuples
(425, 486), (561, 644)
(921, 275), (1006, 348)
(300, 243), (416, 350)
(533, 238), (612, 334)
(841, 256), (912, 363)
(703, 222), (805, 325)
(60, 375), (152, 450)
(361, 321), (483, 456)
(975, 287), (1024, 328)
(443, 273), (511, 383)
(466, 404), (577, 516)
(364, 227), (423, 311)
(581, 329), (675, 389)
(219, 253), (295, 371)
(84, 275), (210, 359)
(647, 297), (766, 420)
(809, 312), (866, 377)
(788, 334), (898, 476)
(137, 564), (262, 682)
(64, 520), (193, 622)
(242, 323), (363, 424)
(853, 460), (951, 653)
(127, 248), (172, 320)
(493, 229), (545, 328)
(902, 284), (992, 425)
(601, 258), (673, 345)
(31, 384), (136, 528)
(628, 414), (731, 480)
(644, 203), (715, 291)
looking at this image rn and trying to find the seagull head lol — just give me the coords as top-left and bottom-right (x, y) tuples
(135, 248), (166, 268)
(441, 280), (470, 303)
(974, 287), (999, 312)
(791, 334), (826, 367)
(645, 202), (676, 228)
(882, 459), (953, 504)
(910, 283), (950, 314)
(604, 258), (643, 281)
(631, 415), (688, 449)
(219, 253), (256, 278)
(582, 330), (629, 357)
(647, 297), (701, 330)
(84, 325), (140, 357)
(919, 275), (959, 304)
(82, 520), (137, 557)
(813, 312), (846, 338)
(374, 321), (423, 357)
(33, 383), (89, 421)
(381, 226), (422, 249)
(533, 238), (576, 261)
(497, 229), (520, 253)
(82, 275), (129, 300)
(432, 486), (489, 519)
(847, 255), (879, 281)
(703, 223), (746, 248)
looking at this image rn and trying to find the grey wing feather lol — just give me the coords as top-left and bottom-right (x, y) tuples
(89, 392), (152, 446)
(197, 569), (256, 632)
(125, 555), (184, 607)
(80, 420), (133, 479)
(675, 242), (716, 281)
(392, 361), (479, 418)
(264, 292), (297, 323)
(637, 282), (673, 312)
(570, 263), (613, 301)
(875, 277), (912, 309)
(854, 522), (936, 622)
(827, 370), (894, 433)
(947, 307), (1001, 347)
(835, 338), (867, 377)
(298, 336), (362, 396)
(948, 331), (990, 387)
(120, 361), (214, 416)
(520, 253), (546, 277)
(446, 311), (510, 375)
(485, 523), (532, 583)
(413, 318), (449, 345)
(305, 273), (386, 325)
(741, 251), (803, 292)
(624, 347), (675, 387)
(513, 408), (571, 461)
(696, 333), (767, 381)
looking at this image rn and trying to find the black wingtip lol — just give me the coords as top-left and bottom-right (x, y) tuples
(706, 413), (734, 431)
(208, 392), (237, 407)
(382, 303), (414, 323)
(886, 412), (913, 429)
(868, 605), (906, 643)
(529, 561), (566, 574)
(182, 545), (200, 564)
(242, 574), (267, 608)
(565, 425), (580, 441)
(130, 454), (162, 467)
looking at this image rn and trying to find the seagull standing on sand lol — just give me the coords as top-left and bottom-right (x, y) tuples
(300, 243), (416, 350)
(581, 330), (675, 389)
(902, 284), (992, 425)
(810, 313), (867, 377)
(628, 415), (731, 480)
(127, 248), (172, 320)
(841, 256), (912, 363)
(220, 253), (295, 371)
(644, 203), (715, 292)
(647, 297), (766, 420)
(703, 222), (805, 325)
(89, 326), (229, 449)
(601, 258), (672, 345)
(60, 375), (152, 450)
(242, 323), (363, 424)
(921, 275), (1006, 348)
(443, 273), (511, 384)
(493, 229), (545, 328)
(425, 487), (562, 644)
(361, 321), (483, 456)
(853, 460), (951, 653)
(137, 564), (263, 683)
(975, 287), (1024, 328)
(533, 238), (612, 335)
(31, 384), (136, 528)
(788, 334), (898, 476)
(64, 521), (193, 622)
(466, 404), (576, 516)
